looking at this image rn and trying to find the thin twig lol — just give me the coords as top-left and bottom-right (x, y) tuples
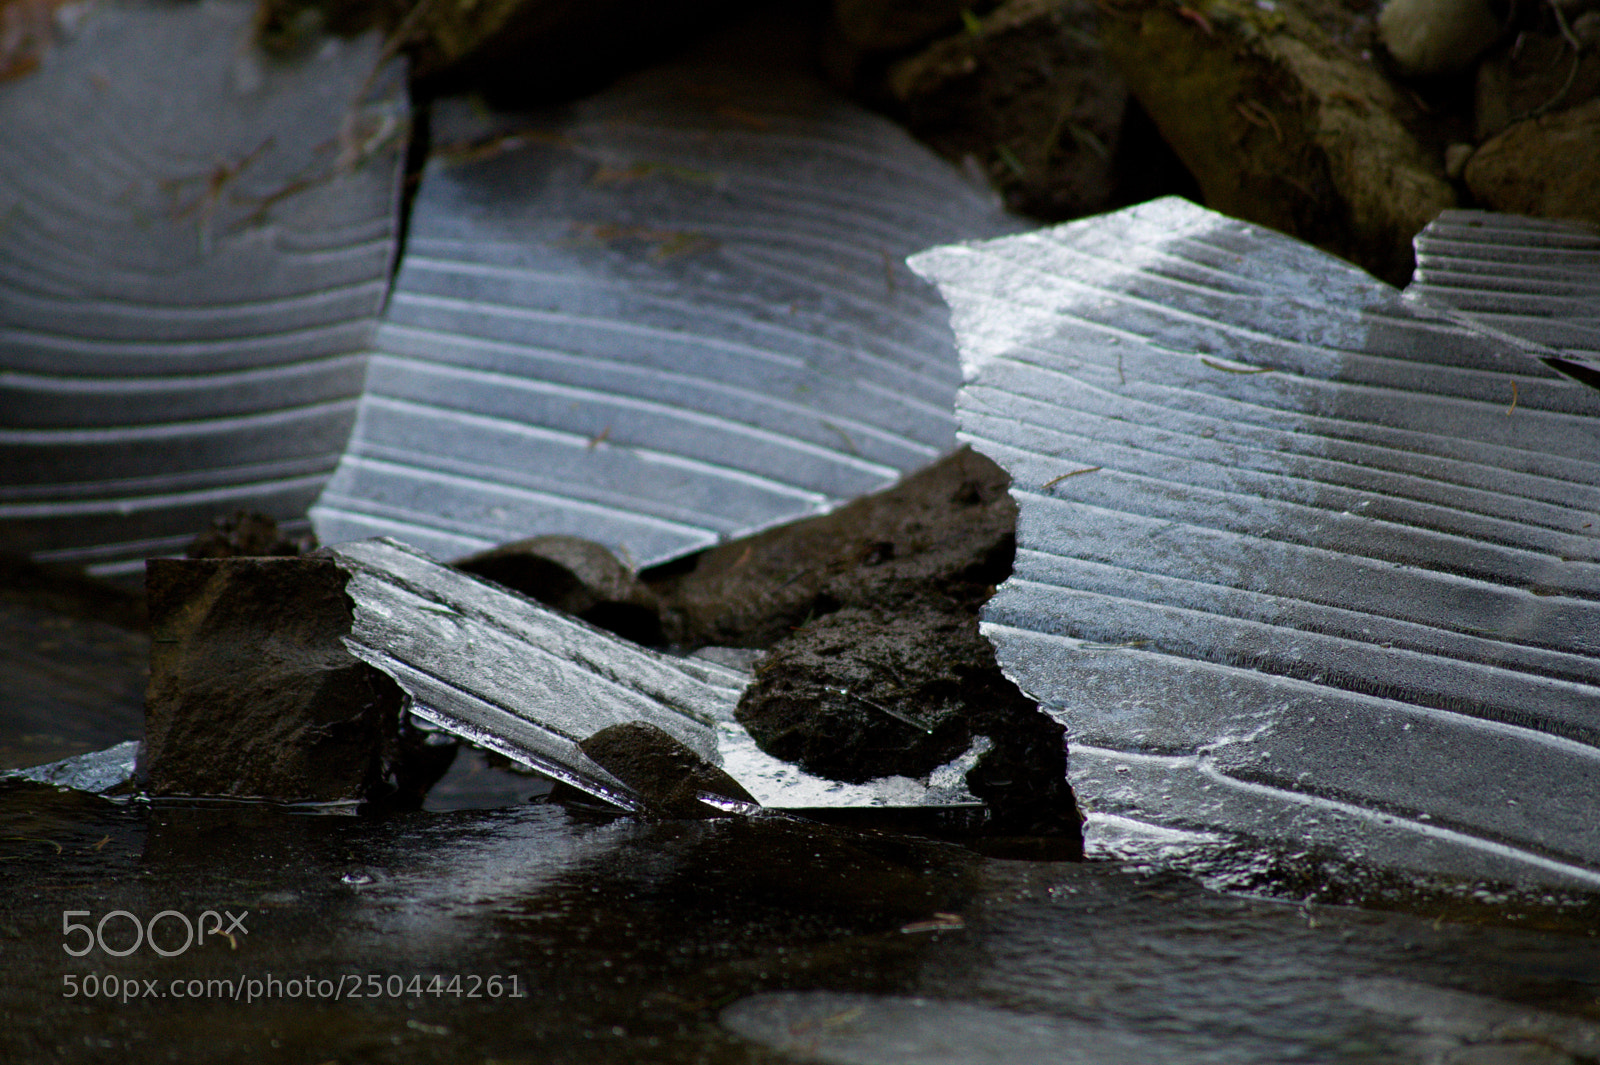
(1202, 357), (1273, 374)
(1041, 466), (1102, 489)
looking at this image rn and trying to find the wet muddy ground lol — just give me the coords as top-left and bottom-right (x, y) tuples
(3, 778), (1599, 1064)
(3, 583), (1599, 1065)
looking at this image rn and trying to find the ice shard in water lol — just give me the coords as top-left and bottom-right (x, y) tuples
(326, 538), (977, 812)
(310, 26), (1019, 566)
(327, 538), (737, 813)
(3, 741), (138, 794)
(0, 0), (407, 580)
(911, 197), (1600, 891)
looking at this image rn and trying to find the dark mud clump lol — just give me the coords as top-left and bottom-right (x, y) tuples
(737, 599), (1079, 848)
(456, 534), (663, 646)
(579, 721), (757, 818)
(644, 445), (1018, 649)
(142, 556), (452, 804)
(647, 447), (1083, 855)
(735, 603), (980, 783)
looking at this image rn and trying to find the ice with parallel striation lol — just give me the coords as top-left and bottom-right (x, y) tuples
(912, 197), (1600, 891)
(0, 0), (407, 579)
(326, 537), (977, 812)
(1407, 209), (1600, 384)
(310, 23), (1019, 566)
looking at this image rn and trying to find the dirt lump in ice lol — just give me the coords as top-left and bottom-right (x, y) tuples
(646, 447), (1082, 850)
(579, 722), (757, 818)
(142, 556), (453, 804)
(644, 446), (1017, 649)
(735, 603), (979, 783)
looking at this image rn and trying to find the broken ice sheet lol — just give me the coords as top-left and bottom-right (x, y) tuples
(309, 16), (1019, 567)
(327, 538), (731, 812)
(0, 0), (406, 581)
(3, 740), (138, 794)
(327, 538), (976, 813)
(1408, 210), (1600, 385)
(910, 197), (1600, 893)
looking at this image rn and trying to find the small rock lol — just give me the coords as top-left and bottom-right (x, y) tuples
(455, 535), (663, 645)
(1444, 141), (1475, 177)
(578, 722), (757, 818)
(142, 557), (452, 803)
(1378, 0), (1502, 77)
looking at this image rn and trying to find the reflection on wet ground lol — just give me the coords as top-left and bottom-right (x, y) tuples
(3, 779), (1597, 1065)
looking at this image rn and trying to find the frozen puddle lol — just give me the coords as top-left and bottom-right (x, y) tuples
(0, 0), (407, 579)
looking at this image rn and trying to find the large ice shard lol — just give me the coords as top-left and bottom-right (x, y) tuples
(0, 0), (407, 580)
(1407, 210), (1600, 384)
(910, 197), (1600, 891)
(310, 22), (1019, 566)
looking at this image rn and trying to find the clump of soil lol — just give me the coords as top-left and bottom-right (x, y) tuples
(579, 721), (757, 818)
(143, 556), (453, 805)
(736, 602), (981, 783)
(882, 0), (1135, 220)
(643, 445), (1018, 648)
(738, 596), (1080, 843)
(456, 535), (663, 646)
(646, 446), (1083, 851)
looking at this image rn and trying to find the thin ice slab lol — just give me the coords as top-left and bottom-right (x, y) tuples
(327, 538), (976, 812)
(911, 197), (1600, 892)
(310, 21), (1019, 567)
(3, 741), (139, 794)
(327, 538), (737, 812)
(1407, 210), (1600, 384)
(0, 0), (407, 580)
